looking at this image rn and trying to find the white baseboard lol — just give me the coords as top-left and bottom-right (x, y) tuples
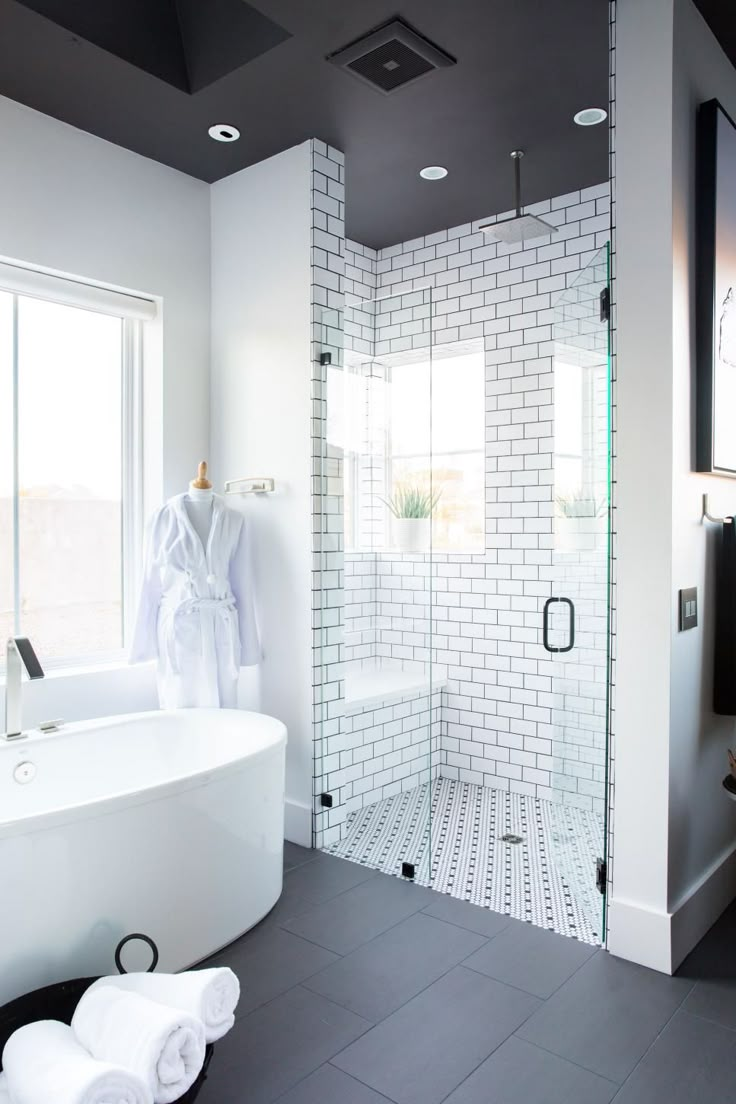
(608, 839), (736, 973)
(607, 898), (673, 973)
(284, 797), (312, 848)
(670, 838), (736, 970)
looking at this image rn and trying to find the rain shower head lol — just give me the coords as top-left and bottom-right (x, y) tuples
(479, 151), (558, 243)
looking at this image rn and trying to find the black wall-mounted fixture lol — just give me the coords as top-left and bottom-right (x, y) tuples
(679, 587), (698, 631)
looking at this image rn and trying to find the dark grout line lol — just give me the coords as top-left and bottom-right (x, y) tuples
(325, 1062), (400, 1103)
(605, 992), (702, 1102)
(508, 1032), (624, 1087)
(673, 999), (736, 1034)
(418, 901), (514, 940)
(282, 855), (319, 873)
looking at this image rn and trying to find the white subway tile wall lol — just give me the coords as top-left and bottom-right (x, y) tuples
(314, 171), (612, 850)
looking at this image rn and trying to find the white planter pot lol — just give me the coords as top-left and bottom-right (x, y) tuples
(393, 517), (431, 553)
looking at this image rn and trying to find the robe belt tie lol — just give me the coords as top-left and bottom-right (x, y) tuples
(165, 596), (239, 681)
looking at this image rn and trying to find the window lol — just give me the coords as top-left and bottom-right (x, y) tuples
(0, 265), (153, 667)
(553, 361), (585, 500)
(388, 346), (486, 551)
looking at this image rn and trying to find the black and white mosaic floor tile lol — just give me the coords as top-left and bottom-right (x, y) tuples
(324, 778), (605, 946)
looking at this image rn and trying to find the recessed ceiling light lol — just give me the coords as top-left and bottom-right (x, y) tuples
(209, 124), (240, 143)
(574, 107), (607, 127)
(419, 166), (448, 180)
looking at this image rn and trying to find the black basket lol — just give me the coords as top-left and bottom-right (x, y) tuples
(0, 935), (214, 1103)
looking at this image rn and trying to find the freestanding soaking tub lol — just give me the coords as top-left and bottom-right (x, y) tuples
(0, 709), (287, 1005)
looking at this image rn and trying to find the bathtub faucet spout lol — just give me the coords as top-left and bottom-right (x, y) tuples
(4, 638), (45, 740)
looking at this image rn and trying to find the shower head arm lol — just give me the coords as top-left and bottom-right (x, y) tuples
(511, 150), (524, 217)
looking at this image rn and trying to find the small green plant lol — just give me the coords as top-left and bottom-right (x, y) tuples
(555, 491), (606, 519)
(383, 485), (441, 519)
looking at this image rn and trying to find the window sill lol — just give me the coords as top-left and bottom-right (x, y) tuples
(0, 657), (150, 686)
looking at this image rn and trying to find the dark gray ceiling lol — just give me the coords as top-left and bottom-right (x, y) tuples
(0, 0), (610, 248)
(694, 1), (736, 75)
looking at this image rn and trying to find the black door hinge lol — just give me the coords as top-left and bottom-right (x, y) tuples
(596, 857), (607, 895)
(319, 793), (333, 808)
(599, 286), (610, 323)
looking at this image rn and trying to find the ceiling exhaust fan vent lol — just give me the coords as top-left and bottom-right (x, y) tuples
(327, 18), (455, 95)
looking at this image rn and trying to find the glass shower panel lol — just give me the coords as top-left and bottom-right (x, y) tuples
(548, 245), (611, 944)
(315, 292), (437, 886)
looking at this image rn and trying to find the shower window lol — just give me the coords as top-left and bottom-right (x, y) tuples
(0, 274), (148, 668)
(388, 346), (485, 552)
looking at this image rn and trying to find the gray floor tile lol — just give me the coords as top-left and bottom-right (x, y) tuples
(276, 1064), (394, 1103)
(517, 950), (693, 1084)
(260, 884), (314, 927)
(333, 965), (540, 1104)
(421, 893), (513, 939)
(682, 978), (736, 1031)
(303, 911), (487, 1021)
(284, 841), (316, 871)
(464, 919), (595, 998)
(443, 1036), (618, 1104)
(678, 902), (736, 1031)
(200, 987), (370, 1104)
(206, 924), (338, 1016)
(284, 852), (379, 904)
(282, 872), (434, 955)
(612, 1009), (736, 1103)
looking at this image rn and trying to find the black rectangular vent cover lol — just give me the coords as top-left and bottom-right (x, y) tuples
(328, 17), (455, 95)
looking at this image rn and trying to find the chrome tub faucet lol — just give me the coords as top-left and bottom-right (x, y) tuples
(4, 637), (45, 740)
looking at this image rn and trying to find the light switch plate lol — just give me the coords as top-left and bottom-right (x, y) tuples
(679, 587), (698, 631)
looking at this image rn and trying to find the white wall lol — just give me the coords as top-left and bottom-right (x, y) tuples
(608, 0), (677, 972)
(609, 0), (736, 972)
(669, 0), (736, 963)
(210, 143), (314, 845)
(0, 95), (211, 725)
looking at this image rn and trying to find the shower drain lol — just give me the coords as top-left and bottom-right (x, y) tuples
(500, 833), (524, 845)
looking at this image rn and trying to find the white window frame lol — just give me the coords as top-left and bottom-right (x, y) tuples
(1, 263), (153, 672)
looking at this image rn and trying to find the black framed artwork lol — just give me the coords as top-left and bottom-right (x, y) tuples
(697, 99), (736, 476)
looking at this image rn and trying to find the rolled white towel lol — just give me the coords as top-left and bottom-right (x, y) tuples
(72, 987), (205, 1104)
(2, 1020), (151, 1104)
(87, 967), (239, 1043)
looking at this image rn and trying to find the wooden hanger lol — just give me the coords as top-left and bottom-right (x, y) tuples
(191, 460), (213, 490)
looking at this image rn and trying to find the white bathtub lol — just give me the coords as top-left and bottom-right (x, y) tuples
(0, 709), (287, 1005)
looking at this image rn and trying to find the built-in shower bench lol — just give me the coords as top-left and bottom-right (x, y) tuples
(344, 661), (447, 713)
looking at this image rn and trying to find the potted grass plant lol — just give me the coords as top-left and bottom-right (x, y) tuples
(555, 491), (606, 552)
(384, 485), (441, 553)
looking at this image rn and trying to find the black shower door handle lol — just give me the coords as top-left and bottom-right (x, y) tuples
(543, 597), (575, 653)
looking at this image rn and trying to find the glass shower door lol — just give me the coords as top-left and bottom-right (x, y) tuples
(314, 293), (437, 886)
(547, 245), (611, 944)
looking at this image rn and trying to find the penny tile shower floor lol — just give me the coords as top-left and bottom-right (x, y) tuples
(325, 778), (605, 946)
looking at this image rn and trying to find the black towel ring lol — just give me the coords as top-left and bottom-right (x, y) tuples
(114, 933), (160, 975)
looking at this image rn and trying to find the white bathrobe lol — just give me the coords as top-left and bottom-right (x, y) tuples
(130, 494), (260, 708)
